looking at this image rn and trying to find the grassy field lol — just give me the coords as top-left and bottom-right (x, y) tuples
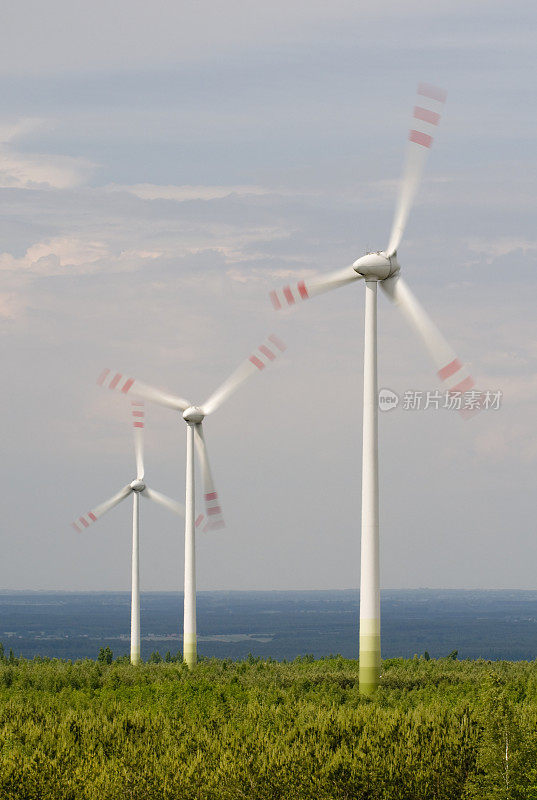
(1, 653), (537, 799)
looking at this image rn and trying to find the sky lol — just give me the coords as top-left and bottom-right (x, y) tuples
(0, 0), (535, 593)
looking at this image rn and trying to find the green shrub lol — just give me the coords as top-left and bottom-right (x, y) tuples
(0, 657), (537, 798)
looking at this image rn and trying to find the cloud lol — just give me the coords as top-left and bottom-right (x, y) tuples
(107, 183), (274, 201)
(0, 0), (531, 76)
(0, 47), (535, 594)
(0, 148), (94, 190)
(473, 421), (537, 464)
(0, 118), (95, 189)
(466, 237), (537, 260)
(225, 265), (314, 285)
(0, 236), (161, 277)
(0, 292), (23, 320)
(0, 118), (51, 143)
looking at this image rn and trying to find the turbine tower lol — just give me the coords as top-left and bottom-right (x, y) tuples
(97, 333), (286, 668)
(72, 401), (185, 664)
(269, 84), (476, 695)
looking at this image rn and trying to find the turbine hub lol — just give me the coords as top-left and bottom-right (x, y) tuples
(353, 251), (399, 280)
(183, 405), (205, 424)
(130, 479), (145, 492)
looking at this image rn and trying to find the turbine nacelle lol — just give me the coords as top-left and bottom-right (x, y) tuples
(129, 479), (146, 492)
(353, 251), (399, 281)
(183, 406), (205, 424)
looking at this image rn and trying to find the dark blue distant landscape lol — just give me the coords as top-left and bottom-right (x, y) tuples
(1, 590), (537, 662)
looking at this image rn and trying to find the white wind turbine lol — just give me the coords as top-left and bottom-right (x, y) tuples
(72, 400), (185, 664)
(269, 84), (477, 695)
(97, 333), (287, 668)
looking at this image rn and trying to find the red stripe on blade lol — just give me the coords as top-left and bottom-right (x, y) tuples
(208, 506), (222, 516)
(259, 344), (275, 361)
(109, 373), (122, 390)
(88, 512), (97, 522)
(79, 517), (89, 529)
(132, 411), (144, 417)
(297, 280), (309, 299)
(205, 492), (217, 501)
(283, 286), (295, 305)
(450, 376), (475, 394)
(250, 355), (265, 370)
(97, 368), (110, 386)
(195, 514), (205, 528)
(121, 378), (134, 394)
(133, 422), (144, 428)
(270, 290), (282, 310)
(409, 130), (433, 148)
(268, 333), (286, 352)
(438, 358), (462, 381)
(414, 106), (441, 125)
(418, 83), (447, 103)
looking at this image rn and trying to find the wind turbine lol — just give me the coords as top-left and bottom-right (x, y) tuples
(269, 83), (476, 695)
(71, 400), (185, 664)
(97, 333), (287, 668)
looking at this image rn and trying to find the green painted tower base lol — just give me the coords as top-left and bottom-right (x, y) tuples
(359, 624), (380, 695)
(183, 633), (197, 670)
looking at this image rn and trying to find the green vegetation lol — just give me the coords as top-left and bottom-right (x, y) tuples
(1, 650), (537, 799)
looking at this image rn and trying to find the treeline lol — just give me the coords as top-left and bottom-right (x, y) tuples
(1, 650), (537, 798)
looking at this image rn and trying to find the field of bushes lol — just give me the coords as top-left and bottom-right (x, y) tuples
(1, 649), (537, 799)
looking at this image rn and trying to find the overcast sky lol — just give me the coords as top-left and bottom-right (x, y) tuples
(0, 0), (535, 593)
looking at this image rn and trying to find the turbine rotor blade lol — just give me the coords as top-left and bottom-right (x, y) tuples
(193, 423), (225, 531)
(131, 400), (145, 480)
(381, 274), (476, 398)
(97, 369), (190, 412)
(200, 333), (286, 416)
(71, 484), (132, 532)
(194, 513), (207, 532)
(270, 265), (362, 310)
(141, 486), (185, 517)
(386, 83), (447, 257)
